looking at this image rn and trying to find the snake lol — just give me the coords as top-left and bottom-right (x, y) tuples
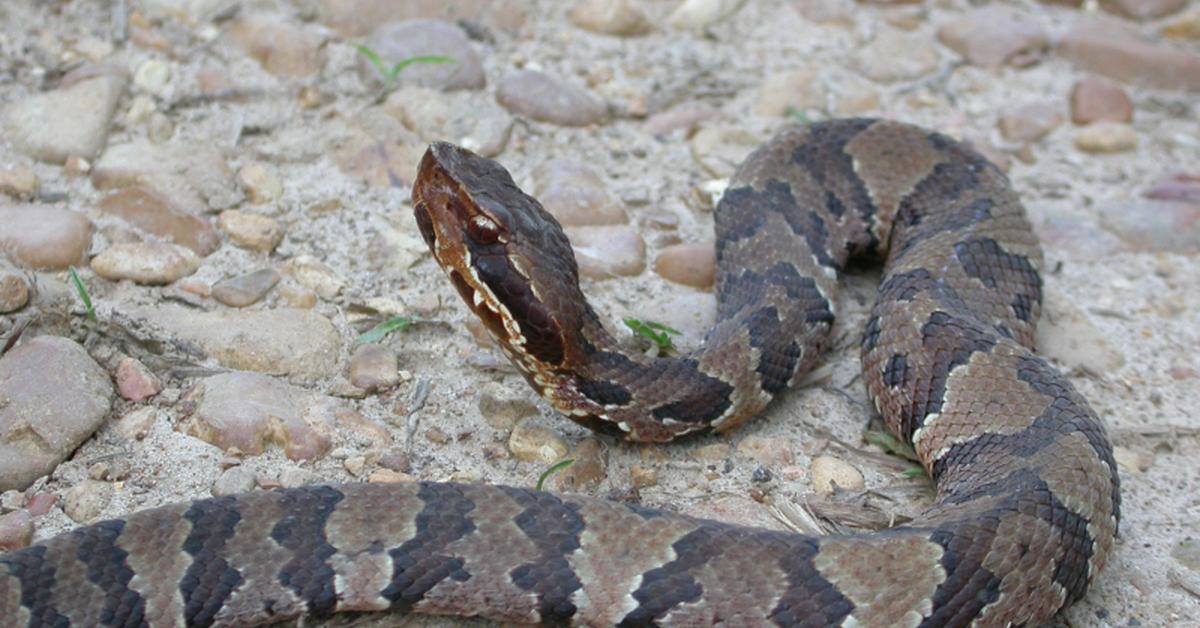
(0, 119), (1119, 627)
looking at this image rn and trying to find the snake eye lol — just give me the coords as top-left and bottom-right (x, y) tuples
(467, 215), (502, 245)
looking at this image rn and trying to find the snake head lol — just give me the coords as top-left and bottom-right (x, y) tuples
(412, 143), (593, 382)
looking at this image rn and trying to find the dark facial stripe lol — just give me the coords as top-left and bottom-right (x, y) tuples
(473, 252), (565, 366)
(498, 487), (585, 622)
(180, 496), (245, 627)
(382, 482), (475, 609)
(74, 519), (147, 626)
(769, 535), (854, 626)
(269, 486), (344, 616)
(0, 546), (70, 627)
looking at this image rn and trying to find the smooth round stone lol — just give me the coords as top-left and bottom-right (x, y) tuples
(3, 73), (126, 162)
(237, 162), (283, 204)
(937, 7), (1049, 67)
(348, 344), (400, 392)
(0, 205), (94, 270)
(569, 0), (654, 36)
(553, 438), (607, 491)
(496, 70), (608, 127)
(508, 420), (569, 463)
(654, 242), (715, 289)
(98, 186), (220, 256)
(0, 271), (30, 313)
(810, 455), (865, 494)
(212, 466), (258, 497)
(211, 268), (281, 307)
(532, 160), (627, 226)
(998, 102), (1062, 143)
(359, 19), (485, 90)
(565, 225), (646, 279)
(1070, 76), (1133, 125)
(115, 356), (162, 402)
(0, 167), (39, 199)
(227, 15), (327, 77)
(0, 510), (33, 551)
(0, 336), (113, 492)
(1074, 122), (1137, 153)
(91, 242), (200, 285)
(284, 255), (345, 300)
(853, 31), (939, 82)
(668, 0), (745, 29)
(63, 480), (113, 523)
(218, 209), (285, 252)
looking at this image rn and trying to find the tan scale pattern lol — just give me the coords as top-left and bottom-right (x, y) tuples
(0, 120), (1119, 627)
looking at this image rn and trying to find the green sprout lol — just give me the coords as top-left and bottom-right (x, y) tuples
(68, 266), (96, 322)
(623, 317), (681, 351)
(784, 106), (811, 124)
(354, 45), (455, 88)
(354, 316), (414, 345)
(536, 459), (574, 491)
(864, 430), (927, 478)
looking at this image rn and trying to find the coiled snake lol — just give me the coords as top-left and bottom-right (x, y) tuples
(0, 119), (1119, 626)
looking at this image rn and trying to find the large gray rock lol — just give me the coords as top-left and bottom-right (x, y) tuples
(360, 20), (485, 90)
(3, 73), (126, 163)
(0, 337), (114, 491)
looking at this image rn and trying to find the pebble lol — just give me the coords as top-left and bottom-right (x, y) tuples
(88, 458), (131, 482)
(1112, 446), (1153, 474)
(0, 510), (33, 551)
(115, 406), (159, 440)
(368, 469), (416, 484)
(1059, 18), (1200, 90)
(0, 271), (30, 313)
(564, 225), (646, 279)
(554, 438), (608, 491)
(378, 449), (411, 473)
(1143, 174), (1200, 202)
(227, 15), (326, 77)
(569, 0), (653, 36)
(283, 255), (345, 299)
(384, 87), (512, 157)
(115, 356), (162, 402)
(508, 420), (570, 463)
(998, 102), (1062, 143)
(643, 103), (718, 137)
(1095, 199), (1200, 254)
(654, 242), (715, 289)
(237, 163), (283, 204)
(629, 465), (658, 488)
(317, 0), (529, 36)
(63, 479), (113, 523)
(1074, 122), (1138, 154)
(496, 70), (608, 127)
(0, 337), (113, 491)
(138, 305), (341, 378)
(532, 160), (627, 226)
(1070, 76), (1133, 125)
(1100, 0), (1187, 20)
(1174, 539), (1200, 572)
(853, 30), (939, 82)
(689, 125), (763, 179)
(359, 20), (485, 91)
(1036, 286), (1126, 372)
(92, 140), (242, 212)
(91, 242), (200, 285)
(0, 167), (39, 199)
(809, 456), (865, 494)
(1163, 9), (1200, 39)
(3, 72), (126, 162)
(133, 59), (171, 96)
(98, 186), (220, 256)
(476, 382), (540, 429)
(212, 466), (257, 496)
(348, 344), (400, 392)
(753, 69), (824, 118)
(937, 7), (1048, 67)
(212, 268), (281, 307)
(218, 209), (285, 252)
(737, 435), (794, 467)
(0, 205), (94, 270)
(279, 466), (320, 488)
(181, 371), (332, 460)
(668, 0), (744, 30)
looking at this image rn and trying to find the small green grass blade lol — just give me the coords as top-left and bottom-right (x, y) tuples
(68, 266), (96, 322)
(354, 316), (414, 345)
(623, 317), (681, 351)
(536, 459), (574, 491)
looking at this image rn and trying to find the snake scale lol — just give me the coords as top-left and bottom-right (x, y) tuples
(0, 119), (1119, 627)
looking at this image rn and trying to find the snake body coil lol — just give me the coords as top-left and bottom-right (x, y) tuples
(0, 119), (1118, 627)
